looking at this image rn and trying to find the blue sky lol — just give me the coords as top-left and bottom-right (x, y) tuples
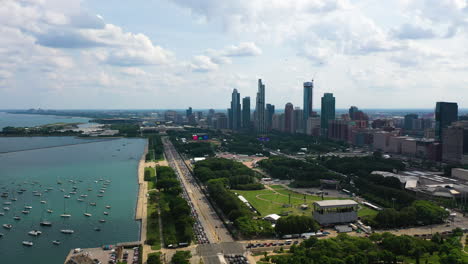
(0, 0), (467, 109)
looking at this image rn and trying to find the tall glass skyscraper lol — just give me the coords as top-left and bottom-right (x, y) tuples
(266, 104), (275, 131)
(242, 96), (251, 129)
(255, 79), (266, 133)
(230, 89), (241, 130)
(303, 81), (313, 125)
(284, 103), (294, 134)
(321, 93), (335, 137)
(436, 102), (458, 140)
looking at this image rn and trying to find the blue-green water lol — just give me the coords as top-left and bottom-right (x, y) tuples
(0, 112), (90, 129)
(0, 137), (146, 264)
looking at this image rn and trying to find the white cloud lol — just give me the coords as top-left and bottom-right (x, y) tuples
(189, 55), (220, 72)
(223, 42), (262, 57)
(392, 23), (436, 39)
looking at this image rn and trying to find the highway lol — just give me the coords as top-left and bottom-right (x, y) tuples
(162, 137), (233, 244)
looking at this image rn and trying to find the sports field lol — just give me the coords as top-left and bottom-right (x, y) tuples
(233, 185), (377, 218)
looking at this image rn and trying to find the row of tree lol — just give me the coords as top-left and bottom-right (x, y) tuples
(146, 135), (164, 161)
(269, 229), (467, 264)
(155, 166), (194, 246)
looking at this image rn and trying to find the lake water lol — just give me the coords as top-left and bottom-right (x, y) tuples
(0, 137), (146, 264)
(0, 112), (90, 130)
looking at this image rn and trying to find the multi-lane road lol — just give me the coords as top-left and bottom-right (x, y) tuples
(162, 137), (233, 244)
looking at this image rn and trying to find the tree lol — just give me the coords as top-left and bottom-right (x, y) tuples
(171, 251), (192, 264)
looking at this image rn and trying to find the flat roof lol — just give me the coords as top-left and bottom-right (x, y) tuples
(314, 200), (358, 207)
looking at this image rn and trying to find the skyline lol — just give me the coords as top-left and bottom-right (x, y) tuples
(1, 0), (468, 109)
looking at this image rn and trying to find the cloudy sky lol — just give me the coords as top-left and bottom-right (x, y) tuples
(1, 0), (467, 109)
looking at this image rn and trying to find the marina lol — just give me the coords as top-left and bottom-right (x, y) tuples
(0, 136), (145, 264)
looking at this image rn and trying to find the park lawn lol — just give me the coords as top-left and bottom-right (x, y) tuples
(147, 192), (161, 250)
(145, 167), (156, 190)
(357, 206), (378, 218)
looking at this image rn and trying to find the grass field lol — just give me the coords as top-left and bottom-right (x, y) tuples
(145, 167), (156, 190)
(147, 192), (161, 250)
(233, 185), (377, 218)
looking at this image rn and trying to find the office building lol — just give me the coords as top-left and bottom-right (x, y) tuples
(348, 106), (358, 120)
(404, 114), (418, 131)
(229, 89), (241, 130)
(442, 121), (468, 164)
(242, 97), (251, 129)
(266, 104), (275, 131)
(294, 107), (304, 133)
(306, 116), (321, 137)
(436, 102), (458, 140)
(321, 93), (336, 136)
(284, 103), (294, 134)
(186, 107), (192, 117)
(303, 81), (313, 126)
(255, 79), (266, 133)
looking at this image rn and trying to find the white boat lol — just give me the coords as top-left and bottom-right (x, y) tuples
(47, 209), (53, 213)
(40, 201), (47, 204)
(60, 229), (74, 234)
(64, 195), (70, 198)
(80, 194), (88, 198)
(103, 212), (109, 215)
(33, 193), (42, 196)
(40, 221), (52, 226)
(89, 202), (96, 206)
(70, 191), (77, 194)
(24, 206), (32, 209)
(97, 194), (104, 197)
(3, 224), (12, 229)
(0, 233), (4, 237)
(3, 202), (11, 205)
(28, 230), (42, 236)
(60, 214), (71, 218)
(10, 198), (17, 201)
(84, 213), (92, 217)
(0, 212), (4, 216)
(99, 219), (106, 223)
(22, 241), (33, 246)
(21, 210), (30, 214)
(77, 199), (84, 202)
(3, 207), (10, 211)
(13, 216), (20, 221)
(105, 205), (111, 209)
(52, 240), (61, 245)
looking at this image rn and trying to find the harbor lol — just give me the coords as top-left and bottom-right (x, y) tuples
(0, 137), (146, 264)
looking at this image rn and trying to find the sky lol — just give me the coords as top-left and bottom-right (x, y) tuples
(0, 0), (467, 110)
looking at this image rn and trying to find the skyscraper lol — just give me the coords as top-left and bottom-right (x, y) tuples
(436, 102), (458, 140)
(230, 89), (241, 130)
(294, 107), (304, 133)
(284, 103), (294, 134)
(242, 96), (251, 129)
(266, 104), (275, 131)
(404, 114), (418, 131)
(186, 107), (192, 117)
(349, 106), (358, 120)
(303, 81), (313, 126)
(255, 79), (266, 133)
(321, 93), (336, 137)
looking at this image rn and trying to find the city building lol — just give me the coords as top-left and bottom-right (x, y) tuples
(404, 114), (418, 131)
(303, 81), (313, 127)
(294, 107), (304, 133)
(266, 104), (275, 131)
(213, 113), (228, 130)
(328, 120), (349, 142)
(186, 107), (192, 118)
(321, 93), (336, 137)
(306, 116), (321, 137)
(313, 200), (358, 225)
(255, 79), (266, 133)
(435, 102), (458, 140)
(349, 106), (358, 120)
(442, 121), (468, 164)
(284, 103), (294, 134)
(272, 113), (285, 132)
(242, 97), (251, 129)
(229, 89), (241, 130)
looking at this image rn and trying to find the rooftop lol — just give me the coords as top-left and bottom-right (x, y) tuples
(314, 200), (358, 207)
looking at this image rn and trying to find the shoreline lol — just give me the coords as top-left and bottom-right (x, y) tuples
(135, 140), (149, 243)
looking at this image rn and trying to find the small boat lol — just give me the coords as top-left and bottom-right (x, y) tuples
(33, 193), (42, 197)
(77, 199), (84, 202)
(69, 191), (77, 195)
(52, 240), (61, 245)
(103, 212), (109, 215)
(87, 188), (92, 191)
(3, 224), (12, 229)
(28, 230), (42, 236)
(99, 219), (106, 223)
(0, 212), (4, 216)
(22, 241), (33, 246)
(40, 201), (47, 204)
(60, 214), (71, 218)
(57, 181), (62, 185)
(99, 190), (105, 193)
(40, 221), (52, 226)
(94, 227), (101, 231)
(89, 202), (96, 206)
(80, 194), (87, 198)
(47, 209), (53, 213)
(22, 210), (30, 214)
(60, 229), (74, 234)
(10, 198), (17, 201)
(13, 216), (20, 221)
(3, 202), (11, 205)
(105, 205), (111, 209)
(97, 194), (104, 197)
(0, 233), (4, 237)
(3, 207), (10, 211)
(24, 206), (32, 209)
(64, 195), (70, 199)
(84, 213), (92, 217)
